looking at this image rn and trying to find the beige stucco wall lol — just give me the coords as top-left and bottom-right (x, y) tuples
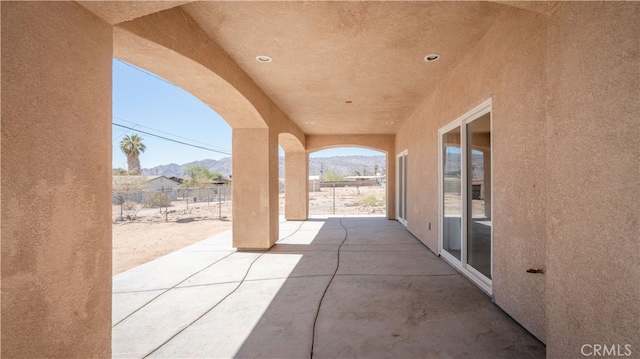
(395, 7), (549, 341)
(1, 2), (113, 357)
(395, 2), (640, 353)
(545, 3), (639, 358)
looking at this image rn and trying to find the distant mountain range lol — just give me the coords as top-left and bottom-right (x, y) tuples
(141, 155), (387, 179)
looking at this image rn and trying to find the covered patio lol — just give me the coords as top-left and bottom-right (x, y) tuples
(113, 217), (544, 358)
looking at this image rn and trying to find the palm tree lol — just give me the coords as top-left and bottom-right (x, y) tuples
(119, 134), (146, 174)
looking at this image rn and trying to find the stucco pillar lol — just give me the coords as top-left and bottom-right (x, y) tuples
(284, 151), (309, 220)
(1, 2), (112, 357)
(232, 128), (279, 250)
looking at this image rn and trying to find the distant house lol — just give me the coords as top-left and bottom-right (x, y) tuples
(309, 175), (320, 192)
(112, 175), (182, 203)
(144, 176), (182, 193)
(343, 175), (385, 186)
(211, 177), (231, 185)
(179, 176), (232, 202)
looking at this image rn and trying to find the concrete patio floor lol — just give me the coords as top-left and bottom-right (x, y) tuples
(113, 216), (545, 358)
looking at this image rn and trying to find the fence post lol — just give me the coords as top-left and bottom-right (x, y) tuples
(332, 182), (336, 215)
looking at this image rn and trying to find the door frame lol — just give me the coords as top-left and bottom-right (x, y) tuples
(396, 150), (408, 226)
(438, 98), (493, 295)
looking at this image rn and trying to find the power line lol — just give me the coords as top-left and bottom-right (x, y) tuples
(113, 123), (231, 156)
(113, 59), (230, 133)
(113, 116), (230, 152)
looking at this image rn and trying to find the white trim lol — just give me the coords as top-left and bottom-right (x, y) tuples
(438, 98), (493, 295)
(396, 150), (408, 226)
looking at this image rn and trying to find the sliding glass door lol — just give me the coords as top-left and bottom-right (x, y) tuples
(442, 128), (461, 260)
(439, 99), (492, 293)
(466, 113), (492, 280)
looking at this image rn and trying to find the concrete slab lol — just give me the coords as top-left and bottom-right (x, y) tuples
(113, 216), (545, 358)
(246, 251), (338, 281)
(113, 283), (238, 358)
(112, 289), (165, 325)
(337, 249), (458, 276)
(314, 275), (545, 358)
(177, 252), (262, 288)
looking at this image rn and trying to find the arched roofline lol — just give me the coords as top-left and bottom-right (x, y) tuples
(114, 16), (266, 130)
(113, 7), (305, 150)
(306, 134), (395, 155)
(279, 133), (305, 153)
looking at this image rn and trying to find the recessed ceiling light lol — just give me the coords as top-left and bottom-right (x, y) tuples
(305, 121), (315, 125)
(256, 55), (272, 63)
(386, 121), (395, 125)
(424, 54), (440, 62)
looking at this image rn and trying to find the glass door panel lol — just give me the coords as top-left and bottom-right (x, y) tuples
(467, 113), (491, 278)
(398, 154), (404, 220)
(403, 154), (408, 221)
(442, 127), (461, 260)
(397, 151), (408, 225)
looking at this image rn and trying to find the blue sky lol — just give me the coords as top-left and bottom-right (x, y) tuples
(112, 59), (382, 169)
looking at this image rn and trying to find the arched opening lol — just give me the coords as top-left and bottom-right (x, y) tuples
(308, 147), (387, 217)
(111, 58), (235, 275)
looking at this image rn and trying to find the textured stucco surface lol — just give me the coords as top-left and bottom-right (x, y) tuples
(1, 1), (636, 357)
(78, 1), (191, 25)
(232, 129), (280, 250)
(182, 1), (507, 136)
(545, 3), (640, 358)
(284, 151), (309, 220)
(395, 7), (548, 341)
(114, 7), (304, 145)
(1, 2), (113, 357)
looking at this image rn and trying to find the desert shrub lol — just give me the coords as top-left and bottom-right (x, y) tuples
(120, 200), (141, 220)
(362, 195), (378, 206)
(123, 200), (138, 211)
(145, 193), (171, 208)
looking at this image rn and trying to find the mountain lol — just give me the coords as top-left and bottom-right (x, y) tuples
(308, 155), (386, 177)
(142, 158), (232, 178)
(141, 155), (387, 178)
(444, 152), (485, 178)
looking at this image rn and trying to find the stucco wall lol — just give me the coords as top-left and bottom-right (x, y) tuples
(395, 7), (548, 341)
(1, 2), (113, 357)
(545, 3), (639, 358)
(396, 2), (640, 353)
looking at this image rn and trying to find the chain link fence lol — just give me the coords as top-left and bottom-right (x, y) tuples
(112, 185), (232, 221)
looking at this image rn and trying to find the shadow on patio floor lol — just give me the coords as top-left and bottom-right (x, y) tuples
(112, 216), (545, 358)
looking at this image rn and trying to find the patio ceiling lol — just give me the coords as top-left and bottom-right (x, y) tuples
(79, 1), (550, 136)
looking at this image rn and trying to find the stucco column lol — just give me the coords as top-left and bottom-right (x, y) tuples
(232, 128), (279, 250)
(284, 151), (309, 220)
(1, 2), (112, 357)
